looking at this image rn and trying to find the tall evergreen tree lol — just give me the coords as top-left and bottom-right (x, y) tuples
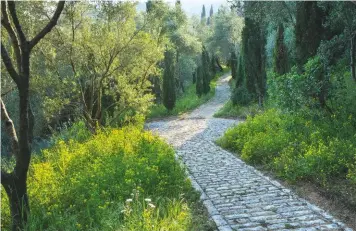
(202, 47), (211, 94)
(196, 66), (203, 97)
(163, 49), (176, 111)
(295, 1), (324, 70)
(210, 5), (213, 18)
(295, 2), (330, 109)
(231, 51), (238, 80)
(241, 14), (266, 105)
(207, 5), (213, 25)
(210, 54), (217, 77)
(242, 18), (256, 96)
(236, 54), (244, 88)
(232, 52), (250, 106)
(201, 5), (206, 24)
(273, 23), (289, 75)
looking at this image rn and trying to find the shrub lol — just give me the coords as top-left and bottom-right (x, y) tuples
(218, 109), (356, 185)
(231, 86), (251, 106)
(1, 127), (193, 230)
(274, 137), (356, 183)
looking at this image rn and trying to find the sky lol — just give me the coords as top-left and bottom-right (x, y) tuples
(137, 0), (228, 16)
(179, 0), (227, 16)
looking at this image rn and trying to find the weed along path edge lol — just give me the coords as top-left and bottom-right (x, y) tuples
(146, 73), (352, 231)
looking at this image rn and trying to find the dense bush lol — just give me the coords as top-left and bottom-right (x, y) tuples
(231, 86), (251, 106)
(1, 125), (198, 230)
(267, 58), (323, 111)
(217, 109), (356, 184)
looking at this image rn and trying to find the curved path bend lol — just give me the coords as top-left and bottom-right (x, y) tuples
(147, 73), (352, 231)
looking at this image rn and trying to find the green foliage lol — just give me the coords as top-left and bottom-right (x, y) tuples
(267, 57), (326, 111)
(1, 126), (209, 230)
(163, 49), (176, 111)
(241, 16), (266, 100)
(51, 121), (92, 144)
(149, 69), (226, 119)
(196, 66), (204, 97)
(236, 55), (244, 88)
(230, 51), (238, 80)
(217, 109), (356, 185)
(202, 46), (211, 94)
(273, 24), (289, 75)
(201, 5), (206, 24)
(178, 54), (198, 85)
(295, 2), (324, 69)
(230, 51), (252, 106)
(214, 100), (261, 119)
(231, 86), (252, 106)
(208, 6), (244, 62)
(210, 54), (217, 77)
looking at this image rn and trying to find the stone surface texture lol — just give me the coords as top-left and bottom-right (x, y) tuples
(147, 73), (352, 231)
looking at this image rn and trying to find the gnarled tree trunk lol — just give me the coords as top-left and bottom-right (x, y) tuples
(1, 2), (65, 230)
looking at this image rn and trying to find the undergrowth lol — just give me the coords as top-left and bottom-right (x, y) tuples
(1, 122), (215, 231)
(214, 100), (262, 119)
(217, 109), (356, 185)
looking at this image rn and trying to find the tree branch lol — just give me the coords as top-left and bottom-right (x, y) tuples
(1, 99), (19, 158)
(7, 1), (27, 44)
(1, 1), (22, 70)
(29, 1), (65, 49)
(1, 43), (20, 85)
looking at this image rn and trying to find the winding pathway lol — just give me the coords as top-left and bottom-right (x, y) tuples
(147, 73), (352, 231)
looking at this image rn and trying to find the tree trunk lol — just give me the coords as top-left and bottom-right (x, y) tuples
(3, 174), (29, 231)
(28, 102), (35, 145)
(1, 2), (65, 230)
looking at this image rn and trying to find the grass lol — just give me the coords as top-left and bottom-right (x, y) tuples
(213, 76), (263, 119)
(213, 100), (262, 119)
(1, 122), (215, 231)
(148, 68), (230, 119)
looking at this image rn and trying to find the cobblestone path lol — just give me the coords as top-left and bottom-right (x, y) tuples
(147, 73), (352, 231)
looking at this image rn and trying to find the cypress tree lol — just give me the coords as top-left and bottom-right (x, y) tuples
(236, 54), (244, 88)
(241, 3), (267, 105)
(231, 51), (238, 80)
(201, 5), (206, 24)
(295, 1), (324, 70)
(242, 17), (256, 96)
(207, 5), (213, 25)
(273, 23), (289, 75)
(210, 54), (217, 77)
(202, 47), (211, 94)
(196, 66), (203, 97)
(163, 49), (176, 111)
